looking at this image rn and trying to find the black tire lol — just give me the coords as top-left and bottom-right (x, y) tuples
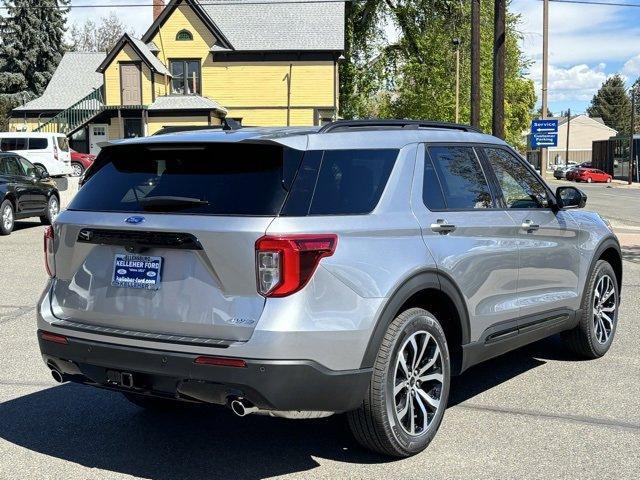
(71, 162), (84, 177)
(0, 199), (15, 235)
(122, 392), (183, 411)
(563, 260), (619, 358)
(347, 307), (450, 457)
(40, 195), (59, 225)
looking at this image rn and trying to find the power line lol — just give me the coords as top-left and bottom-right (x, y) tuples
(3, 0), (354, 10)
(547, 0), (640, 7)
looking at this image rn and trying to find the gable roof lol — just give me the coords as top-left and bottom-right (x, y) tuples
(148, 95), (227, 114)
(142, 0), (345, 52)
(553, 114), (617, 132)
(14, 52), (105, 111)
(97, 33), (171, 76)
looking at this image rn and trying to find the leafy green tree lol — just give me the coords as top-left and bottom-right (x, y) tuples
(340, 1), (536, 149)
(587, 75), (631, 133)
(69, 12), (136, 53)
(0, 0), (69, 109)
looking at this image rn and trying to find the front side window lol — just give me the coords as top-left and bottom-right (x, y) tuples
(170, 60), (201, 95)
(427, 146), (493, 209)
(18, 157), (36, 177)
(484, 148), (550, 209)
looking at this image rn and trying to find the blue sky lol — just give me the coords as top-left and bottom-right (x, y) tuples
(61, 0), (640, 116)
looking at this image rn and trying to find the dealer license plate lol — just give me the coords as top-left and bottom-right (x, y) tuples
(112, 254), (163, 290)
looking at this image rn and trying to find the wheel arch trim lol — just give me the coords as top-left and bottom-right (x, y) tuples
(586, 236), (623, 300)
(359, 269), (470, 369)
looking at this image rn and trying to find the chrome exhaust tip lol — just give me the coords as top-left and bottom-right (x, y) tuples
(230, 398), (259, 417)
(51, 369), (65, 383)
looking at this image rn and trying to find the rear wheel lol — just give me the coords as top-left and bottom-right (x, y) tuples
(71, 162), (84, 177)
(347, 307), (450, 457)
(1, 200), (14, 235)
(40, 195), (59, 225)
(563, 260), (619, 358)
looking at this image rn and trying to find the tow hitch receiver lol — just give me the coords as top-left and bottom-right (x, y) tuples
(107, 370), (134, 388)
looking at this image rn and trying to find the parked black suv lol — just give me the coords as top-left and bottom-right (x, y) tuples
(0, 152), (60, 235)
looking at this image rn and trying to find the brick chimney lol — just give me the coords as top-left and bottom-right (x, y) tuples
(153, 0), (165, 21)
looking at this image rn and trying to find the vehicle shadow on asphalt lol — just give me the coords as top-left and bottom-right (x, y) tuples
(0, 336), (575, 479)
(621, 245), (640, 265)
(13, 221), (43, 232)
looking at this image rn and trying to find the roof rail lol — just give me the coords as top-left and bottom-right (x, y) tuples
(318, 119), (483, 134)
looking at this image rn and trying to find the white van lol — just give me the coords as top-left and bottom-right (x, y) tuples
(0, 132), (72, 177)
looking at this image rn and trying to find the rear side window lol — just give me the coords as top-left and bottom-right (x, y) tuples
(29, 138), (48, 150)
(56, 136), (70, 152)
(71, 144), (303, 215)
(423, 151), (446, 210)
(427, 146), (493, 209)
(0, 138), (27, 151)
(1, 156), (24, 176)
(308, 149), (397, 215)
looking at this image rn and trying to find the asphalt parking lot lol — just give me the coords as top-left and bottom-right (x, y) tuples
(0, 180), (639, 479)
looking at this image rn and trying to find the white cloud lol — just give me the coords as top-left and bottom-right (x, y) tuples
(528, 63), (609, 103)
(622, 54), (640, 80)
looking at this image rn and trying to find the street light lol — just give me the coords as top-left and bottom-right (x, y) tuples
(452, 38), (461, 124)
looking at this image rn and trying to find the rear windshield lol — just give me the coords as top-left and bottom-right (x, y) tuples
(72, 144), (398, 217)
(71, 144), (303, 215)
(56, 137), (70, 152)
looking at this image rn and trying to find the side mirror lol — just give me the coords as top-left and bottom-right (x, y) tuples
(556, 186), (587, 209)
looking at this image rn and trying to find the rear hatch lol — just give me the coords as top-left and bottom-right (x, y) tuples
(50, 141), (303, 342)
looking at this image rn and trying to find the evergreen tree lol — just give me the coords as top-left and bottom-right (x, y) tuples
(0, 0), (70, 108)
(587, 75), (631, 133)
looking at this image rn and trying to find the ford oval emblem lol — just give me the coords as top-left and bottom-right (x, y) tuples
(125, 216), (145, 225)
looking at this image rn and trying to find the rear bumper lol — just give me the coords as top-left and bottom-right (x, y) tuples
(38, 330), (372, 412)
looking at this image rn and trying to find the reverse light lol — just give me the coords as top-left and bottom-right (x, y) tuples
(44, 226), (55, 277)
(255, 234), (338, 297)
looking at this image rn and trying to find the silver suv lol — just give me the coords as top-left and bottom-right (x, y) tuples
(37, 120), (622, 457)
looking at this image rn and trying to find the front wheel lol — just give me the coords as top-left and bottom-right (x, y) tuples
(347, 308), (450, 457)
(1, 200), (14, 235)
(71, 162), (84, 177)
(563, 260), (619, 358)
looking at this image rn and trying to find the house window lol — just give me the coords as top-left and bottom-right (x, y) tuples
(176, 29), (193, 41)
(170, 60), (201, 95)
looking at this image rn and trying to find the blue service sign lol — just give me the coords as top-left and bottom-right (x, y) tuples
(531, 119), (558, 134)
(531, 133), (558, 148)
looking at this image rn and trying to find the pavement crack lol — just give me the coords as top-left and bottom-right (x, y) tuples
(455, 403), (640, 433)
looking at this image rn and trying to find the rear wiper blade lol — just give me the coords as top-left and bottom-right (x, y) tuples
(138, 196), (209, 210)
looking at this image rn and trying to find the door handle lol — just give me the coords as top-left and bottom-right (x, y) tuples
(430, 219), (456, 234)
(521, 220), (540, 232)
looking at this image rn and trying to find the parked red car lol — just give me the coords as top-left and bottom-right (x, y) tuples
(70, 149), (96, 177)
(573, 168), (612, 183)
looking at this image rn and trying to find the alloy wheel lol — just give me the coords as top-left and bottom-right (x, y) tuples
(593, 274), (616, 344)
(72, 163), (83, 177)
(2, 204), (13, 231)
(393, 330), (443, 436)
(49, 197), (59, 222)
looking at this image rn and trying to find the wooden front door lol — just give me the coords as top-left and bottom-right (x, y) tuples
(120, 63), (141, 105)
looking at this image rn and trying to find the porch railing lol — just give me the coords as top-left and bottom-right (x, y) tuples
(34, 88), (104, 135)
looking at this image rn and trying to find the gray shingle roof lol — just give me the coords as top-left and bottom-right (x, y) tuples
(128, 35), (172, 76)
(148, 95), (227, 113)
(199, 0), (344, 51)
(14, 52), (105, 111)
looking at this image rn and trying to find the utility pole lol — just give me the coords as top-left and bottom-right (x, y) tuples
(453, 38), (461, 123)
(541, 0), (550, 177)
(471, 0), (481, 128)
(565, 108), (571, 166)
(492, 0), (505, 139)
(630, 88), (635, 185)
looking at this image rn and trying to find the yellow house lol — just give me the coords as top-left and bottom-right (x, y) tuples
(9, 0), (344, 155)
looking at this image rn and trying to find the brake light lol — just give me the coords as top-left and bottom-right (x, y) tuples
(53, 143), (58, 161)
(44, 226), (55, 277)
(255, 234), (337, 297)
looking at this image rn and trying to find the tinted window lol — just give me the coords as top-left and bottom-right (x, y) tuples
(29, 138), (48, 150)
(484, 148), (550, 209)
(0, 138), (28, 151)
(308, 149), (397, 215)
(18, 157), (36, 177)
(423, 151), (446, 210)
(71, 144), (303, 215)
(428, 146), (492, 209)
(2, 156), (24, 176)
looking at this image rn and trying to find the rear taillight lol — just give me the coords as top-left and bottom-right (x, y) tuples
(53, 143), (59, 161)
(41, 331), (68, 345)
(44, 226), (55, 277)
(255, 234), (337, 297)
